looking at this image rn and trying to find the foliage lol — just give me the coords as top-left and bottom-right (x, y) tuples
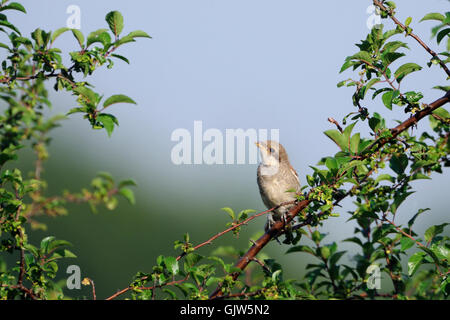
(0, 1), (147, 299)
(0, 0), (449, 300)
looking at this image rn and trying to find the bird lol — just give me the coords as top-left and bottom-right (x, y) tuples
(255, 140), (301, 242)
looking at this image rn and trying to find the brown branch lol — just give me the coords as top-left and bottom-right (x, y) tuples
(87, 278), (97, 300)
(328, 117), (344, 133)
(251, 257), (271, 274)
(176, 202), (294, 261)
(105, 274), (190, 301)
(209, 91), (450, 299)
(1, 284), (39, 300)
(373, 0), (450, 78)
(349, 292), (398, 300)
(365, 91), (450, 154)
(211, 289), (264, 300)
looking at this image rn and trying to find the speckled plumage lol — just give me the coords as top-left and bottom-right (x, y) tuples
(256, 141), (301, 231)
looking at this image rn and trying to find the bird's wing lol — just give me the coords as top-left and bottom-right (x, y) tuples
(289, 163), (301, 187)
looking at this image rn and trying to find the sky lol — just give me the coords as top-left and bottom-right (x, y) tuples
(3, 0), (449, 297)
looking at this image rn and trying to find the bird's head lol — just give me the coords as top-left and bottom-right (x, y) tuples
(255, 140), (288, 175)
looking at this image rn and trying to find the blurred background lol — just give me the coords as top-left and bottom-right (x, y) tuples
(3, 0), (449, 298)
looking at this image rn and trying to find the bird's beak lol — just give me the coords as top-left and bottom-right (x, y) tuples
(255, 142), (261, 149)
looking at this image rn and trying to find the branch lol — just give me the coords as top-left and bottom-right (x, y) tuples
(328, 117), (344, 133)
(176, 202), (294, 261)
(373, 0), (450, 78)
(211, 289), (264, 300)
(0, 284), (39, 300)
(105, 274), (190, 300)
(209, 91), (450, 299)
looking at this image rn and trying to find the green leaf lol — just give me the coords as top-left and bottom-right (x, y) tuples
(394, 63), (422, 83)
(40, 236), (56, 254)
(420, 13), (445, 22)
(0, 42), (9, 50)
(237, 209), (255, 220)
(342, 122), (356, 143)
(86, 28), (110, 47)
(67, 107), (87, 115)
(184, 253), (203, 269)
(114, 34), (136, 46)
(343, 237), (363, 247)
(408, 252), (425, 276)
(164, 256), (179, 275)
(432, 244), (450, 261)
(433, 85), (450, 92)
(97, 113), (118, 137)
(221, 207), (235, 220)
(320, 246), (331, 260)
(312, 230), (322, 245)
(73, 87), (98, 105)
(31, 28), (43, 47)
(52, 248), (77, 259)
(339, 160), (363, 175)
(351, 51), (373, 63)
(391, 191), (414, 214)
(362, 78), (380, 98)
(48, 239), (72, 252)
(400, 236), (415, 251)
(0, 19), (20, 34)
(389, 153), (408, 175)
(0, 2), (26, 13)
(372, 87), (392, 100)
(286, 245), (315, 255)
(119, 187), (135, 205)
(375, 174), (395, 184)
(324, 130), (346, 151)
(382, 89), (400, 110)
(339, 59), (360, 73)
(437, 28), (450, 45)
(106, 11), (124, 37)
(405, 17), (412, 27)
(329, 251), (346, 267)
(382, 52), (405, 66)
(432, 108), (450, 124)
(382, 41), (409, 53)
(408, 208), (430, 228)
(424, 223), (449, 243)
(350, 133), (360, 154)
(111, 53), (130, 64)
(325, 157), (338, 171)
(51, 27), (70, 44)
(126, 30), (152, 39)
(71, 29), (84, 48)
(118, 179), (137, 188)
(103, 94), (136, 109)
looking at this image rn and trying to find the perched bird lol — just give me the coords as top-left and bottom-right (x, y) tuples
(255, 141), (301, 240)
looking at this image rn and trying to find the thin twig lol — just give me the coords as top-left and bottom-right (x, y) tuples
(328, 117), (344, 133)
(373, 0), (450, 78)
(176, 201), (295, 261)
(105, 274), (190, 300)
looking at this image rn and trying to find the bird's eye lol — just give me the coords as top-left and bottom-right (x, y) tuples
(269, 147), (275, 153)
